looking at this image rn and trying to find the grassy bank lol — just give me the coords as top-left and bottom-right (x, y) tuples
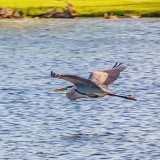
(1, 0), (160, 17)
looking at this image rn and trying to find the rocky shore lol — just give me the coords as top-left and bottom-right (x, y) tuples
(0, 3), (77, 19)
(0, 7), (141, 19)
(0, 2), (159, 19)
(0, 7), (21, 18)
(37, 3), (77, 18)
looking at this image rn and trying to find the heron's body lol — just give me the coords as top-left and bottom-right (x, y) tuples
(66, 86), (89, 100)
(51, 62), (137, 101)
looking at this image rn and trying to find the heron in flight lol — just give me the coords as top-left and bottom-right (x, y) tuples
(51, 62), (137, 101)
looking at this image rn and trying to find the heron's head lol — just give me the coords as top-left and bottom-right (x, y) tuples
(52, 85), (74, 92)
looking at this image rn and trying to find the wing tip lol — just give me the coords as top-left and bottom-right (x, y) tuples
(51, 71), (60, 78)
(113, 62), (127, 70)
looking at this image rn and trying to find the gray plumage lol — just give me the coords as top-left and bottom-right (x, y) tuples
(51, 62), (136, 101)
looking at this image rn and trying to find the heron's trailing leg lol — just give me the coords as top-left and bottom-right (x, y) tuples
(108, 93), (137, 101)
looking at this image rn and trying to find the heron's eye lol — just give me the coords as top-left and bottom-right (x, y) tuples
(67, 85), (74, 89)
(66, 86), (74, 91)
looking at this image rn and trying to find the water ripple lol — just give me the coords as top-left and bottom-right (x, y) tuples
(0, 18), (160, 160)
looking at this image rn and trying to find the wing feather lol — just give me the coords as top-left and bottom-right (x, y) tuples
(51, 71), (98, 87)
(88, 62), (126, 85)
(51, 71), (114, 94)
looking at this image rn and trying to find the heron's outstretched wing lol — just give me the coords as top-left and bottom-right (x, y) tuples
(88, 62), (126, 86)
(51, 71), (98, 87)
(51, 71), (114, 95)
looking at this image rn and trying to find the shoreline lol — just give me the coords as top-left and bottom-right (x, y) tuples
(0, 7), (160, 19)
(1, 0), (160, 18)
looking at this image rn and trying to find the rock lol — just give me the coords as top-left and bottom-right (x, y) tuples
(38, 8), (58, 18)
(130, 15), (141, 19)
(0, 7), (21, 18)
(38, 3), (77, 18)
(104, 13), (118, 19)
(12, 10), (21, 18)
(122, 14), (141, 18)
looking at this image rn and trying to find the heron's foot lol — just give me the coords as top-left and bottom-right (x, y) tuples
(125, 95), (137, 101)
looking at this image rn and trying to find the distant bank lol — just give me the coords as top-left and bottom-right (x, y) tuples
(0, 0), (160, 18)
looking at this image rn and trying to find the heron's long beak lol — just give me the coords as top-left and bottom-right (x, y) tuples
(52, 87), (66, 92)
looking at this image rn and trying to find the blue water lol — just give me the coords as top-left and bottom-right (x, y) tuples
(0, 18), (160, 160)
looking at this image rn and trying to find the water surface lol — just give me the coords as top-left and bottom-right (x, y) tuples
(0, 18), (160, 160)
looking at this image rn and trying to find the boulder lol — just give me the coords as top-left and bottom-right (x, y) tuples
(104, 13), (118, 19)
(0, 7), (21, 18)
(38, 3), (77, 18)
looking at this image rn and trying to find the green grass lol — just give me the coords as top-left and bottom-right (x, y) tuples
(0, 0), (160, 17)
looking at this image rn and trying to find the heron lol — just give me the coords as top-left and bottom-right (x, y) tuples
(51, 62), (137, 101)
